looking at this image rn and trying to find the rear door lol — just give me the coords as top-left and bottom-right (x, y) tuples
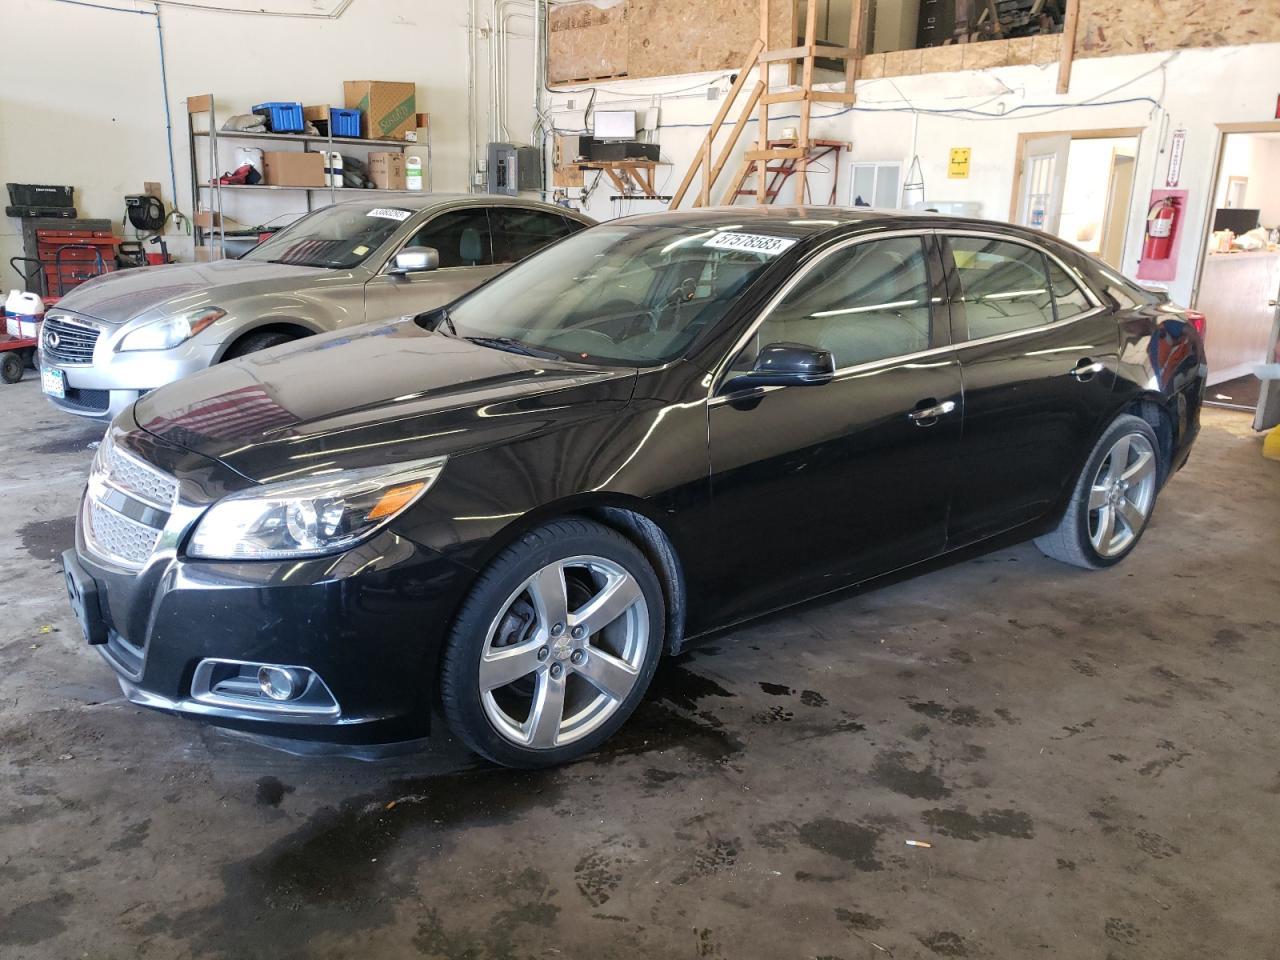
(941, 232), (1118, 545)
(706, 232), (963, 623)
(362, 206), (504, 320)
(490, 207), (584, 265)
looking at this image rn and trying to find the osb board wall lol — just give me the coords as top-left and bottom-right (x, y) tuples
(1076, 0), (1280, 56)
(549, 0), (796, 84)
(860, 33), (1060, 78)
(549, 2), (629, 82)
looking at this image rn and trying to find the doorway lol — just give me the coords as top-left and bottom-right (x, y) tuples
(1193, 124), (1280, 431)
(1009, 130), (1140, 270)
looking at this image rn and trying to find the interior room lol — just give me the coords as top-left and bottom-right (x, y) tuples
(1, 1), (1278, 958)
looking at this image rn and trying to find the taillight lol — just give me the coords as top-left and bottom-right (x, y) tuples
(1186, 310), (1206, 339)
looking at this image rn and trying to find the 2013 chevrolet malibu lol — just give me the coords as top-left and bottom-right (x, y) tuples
(38, 194), (591, 420)
(62, 207), (1206, 767)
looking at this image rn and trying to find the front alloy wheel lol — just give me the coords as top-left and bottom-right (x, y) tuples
(441, 519), (665, 767)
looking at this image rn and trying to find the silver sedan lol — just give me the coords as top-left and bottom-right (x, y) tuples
(38, 194), (593, 420)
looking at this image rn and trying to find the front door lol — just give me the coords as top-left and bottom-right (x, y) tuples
(362, 207), (505, 321)
(940, 233), (1119, 544)
(706, 233), (963, 624)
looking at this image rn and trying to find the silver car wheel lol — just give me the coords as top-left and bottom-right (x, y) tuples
(1088, 432), (1157, 558)
(478, 555), (648, 750)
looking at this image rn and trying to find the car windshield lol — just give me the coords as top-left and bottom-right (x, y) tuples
(438, 222), (789, 366)
(242, 204), (413, 269)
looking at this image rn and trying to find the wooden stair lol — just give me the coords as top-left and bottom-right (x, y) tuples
(668, 0), (865, 209)
(724, 138), (849, 205)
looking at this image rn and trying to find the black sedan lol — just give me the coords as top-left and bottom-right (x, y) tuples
(62, 207), (1206, 766)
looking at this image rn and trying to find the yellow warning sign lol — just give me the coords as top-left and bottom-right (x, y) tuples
(948, 147), (971, 179)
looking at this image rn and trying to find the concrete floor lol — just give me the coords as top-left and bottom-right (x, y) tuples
(1, 375), (1278, 960)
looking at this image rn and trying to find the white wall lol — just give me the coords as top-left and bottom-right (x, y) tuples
(549, 42), (1280, 308)
(0, 0), (536, 274)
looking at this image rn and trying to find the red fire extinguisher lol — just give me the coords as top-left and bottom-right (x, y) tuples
(1143, 196), (1181, 261)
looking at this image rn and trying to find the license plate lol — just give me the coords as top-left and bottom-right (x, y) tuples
(41, 365), (66, 399)
(62, 550), (108, 646)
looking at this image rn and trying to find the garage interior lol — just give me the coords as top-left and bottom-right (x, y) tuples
(2, 0), (1280, 958)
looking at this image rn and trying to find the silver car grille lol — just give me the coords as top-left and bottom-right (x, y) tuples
(86, 499), (163, 567)
(83, 437), (177, 570)
(42, 314), (101, 365)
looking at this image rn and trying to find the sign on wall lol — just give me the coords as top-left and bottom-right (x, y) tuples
(1165, 128), (1186, 187)
(948, 147), (971, 179)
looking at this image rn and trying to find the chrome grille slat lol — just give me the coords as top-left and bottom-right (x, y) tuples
(101, 441), (179, 508)
(87, 500), (162, 567)
(42, 314), (100, 365)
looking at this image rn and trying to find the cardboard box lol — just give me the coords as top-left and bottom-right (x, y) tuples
(262, 151), (326, 187)
(368, 152), (406, 190)
(194, 210), (221, 229)
(343, 81), (416, 140)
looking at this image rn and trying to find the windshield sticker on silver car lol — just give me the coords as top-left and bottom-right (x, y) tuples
(704, 232), (797, 256)
(367, 208), (412, 221)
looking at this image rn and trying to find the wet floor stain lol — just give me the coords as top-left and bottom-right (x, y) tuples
(413, 867), (560, 959)
(834, 907), (885, 931)
(16, 516), (76, 564)
(30, 430), (103, 456)
(758, 681), (792, 696)
(799, 689), (827, 707)
(0, 891), (73, 946)
(648, 658), (735, 712)
(921, 807), (1034, 841)
(169, 767), (567, 957)
(870, 750), (952, 800)
(255, 776), (295, 808)
(906, 700), (994, 728)
(797, 818), (883, 872)
(918, 929), (976, 956)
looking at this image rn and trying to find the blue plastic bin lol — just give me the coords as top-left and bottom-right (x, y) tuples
(330, 108), (361, 138)
(252, 101), (304, 133)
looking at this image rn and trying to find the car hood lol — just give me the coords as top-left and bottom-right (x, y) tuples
(132, 318), (637, 483)
(53, 259), (331, 324)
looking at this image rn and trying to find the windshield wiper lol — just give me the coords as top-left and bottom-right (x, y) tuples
(465, 336), (562, 360)
(438, 309), (458, 337)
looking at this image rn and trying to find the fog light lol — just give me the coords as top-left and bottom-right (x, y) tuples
(257, 666), (307, 701)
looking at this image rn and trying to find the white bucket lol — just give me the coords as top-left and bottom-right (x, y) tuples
(5, 290), (43, 337)
(406, 156), (423, 191)
(330, 152), (344, 188)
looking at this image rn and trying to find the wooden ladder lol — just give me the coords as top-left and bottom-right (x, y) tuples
(668, 0), (865, 209)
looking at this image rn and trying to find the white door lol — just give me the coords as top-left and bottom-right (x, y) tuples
(1018, 134), (1070, 233)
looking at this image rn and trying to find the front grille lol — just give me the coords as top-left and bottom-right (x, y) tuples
(42, 314), (100, 365)
(52, 387), (110, 413)
(101, 440), (179, 507)
(87, 499), (162, 566)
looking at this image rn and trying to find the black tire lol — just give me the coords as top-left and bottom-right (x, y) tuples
(1035, 414), (1161, 569)
(25, 348), (39, 371)
(0, 352), (24, 384)
(440, 518), (666, 768)
(222, 330), (298, 361)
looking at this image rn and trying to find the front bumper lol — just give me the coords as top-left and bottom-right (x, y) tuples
(71, 499), (476, 745)
(39, 310), (220, 420)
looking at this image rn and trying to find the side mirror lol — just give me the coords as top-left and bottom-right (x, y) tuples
(389, 246), (440, 276)
(723, 342), (835, 393)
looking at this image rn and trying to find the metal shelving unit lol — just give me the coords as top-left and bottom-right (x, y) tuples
(186, 94), (433, 258)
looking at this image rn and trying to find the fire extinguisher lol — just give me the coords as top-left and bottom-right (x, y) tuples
(1143, 196), (1181, 261)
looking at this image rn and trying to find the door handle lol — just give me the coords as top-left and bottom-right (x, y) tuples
(908, 399), (957, 425)
(1070, 359), (1105, 381)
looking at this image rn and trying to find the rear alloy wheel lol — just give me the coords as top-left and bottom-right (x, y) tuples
(0, 352), (23, 384)
(1036, 414), (1161, 569)
(441, 519), (664, 767)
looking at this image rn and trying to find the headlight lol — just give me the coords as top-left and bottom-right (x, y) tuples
(117, 307), (226, 352)
(187, 457), (447, 560)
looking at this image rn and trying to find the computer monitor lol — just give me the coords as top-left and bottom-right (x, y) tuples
(594, 110), (636, 141)
(1213, 208), (1260, 233)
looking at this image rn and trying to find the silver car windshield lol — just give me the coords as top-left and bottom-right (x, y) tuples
(242, 204), (412, 269)
(441, 223), (782, 366)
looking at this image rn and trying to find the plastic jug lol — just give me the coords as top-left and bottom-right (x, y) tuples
(406, 156), (423, 191)
(330, 152), (344, 188)
(235, 146), (264, 175)
(4, 289), (43, 338)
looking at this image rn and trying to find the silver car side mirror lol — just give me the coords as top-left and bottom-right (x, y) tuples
(390, 246), (440, 275)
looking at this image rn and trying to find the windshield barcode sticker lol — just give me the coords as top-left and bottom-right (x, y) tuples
(705, 232), (796, 256)
(367, 208), (412, 221)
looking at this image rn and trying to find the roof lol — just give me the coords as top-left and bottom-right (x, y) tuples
(330, 192), (568, 212)
(611, 205), (932, 240)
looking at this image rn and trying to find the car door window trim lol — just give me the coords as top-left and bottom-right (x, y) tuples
(710, 229), (946, 396)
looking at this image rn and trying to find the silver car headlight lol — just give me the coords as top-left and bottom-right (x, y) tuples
(188, 457), (447, 560)
(117, 306), (226, 352)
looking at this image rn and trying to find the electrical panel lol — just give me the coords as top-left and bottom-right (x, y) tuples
(486, 142), (541, 195)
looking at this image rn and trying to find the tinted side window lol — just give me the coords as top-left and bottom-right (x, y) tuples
(408, 209), (493, 268)
(949, 237), (1053, 340)
(738, 236), (933, 369)
(1046, 257), (1091, 320)
(492, 208), (577, 263)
